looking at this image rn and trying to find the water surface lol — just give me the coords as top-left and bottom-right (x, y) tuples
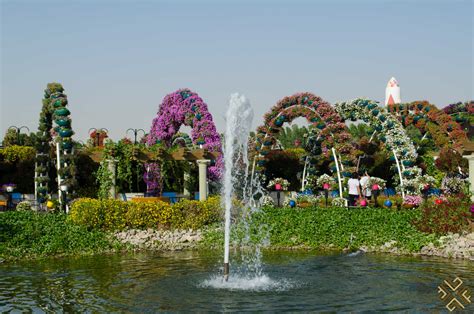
(0, 250), (472, 312)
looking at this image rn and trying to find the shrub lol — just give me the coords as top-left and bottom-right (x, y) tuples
(69, 196), (222, 230)
(16, 201), (32, 211)
(413, 195), (471, 234)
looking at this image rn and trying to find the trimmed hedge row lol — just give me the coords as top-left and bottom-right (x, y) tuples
(69, 196), (222, 230)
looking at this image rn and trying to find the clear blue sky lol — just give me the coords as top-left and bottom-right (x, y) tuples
(1, 0), (472, 141)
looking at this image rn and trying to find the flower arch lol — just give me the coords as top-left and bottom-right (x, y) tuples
(387, 101), (468, 151)
(145, 89), (222, 195)
(253, 92), (356, 178)
(335, 99), (421, 194)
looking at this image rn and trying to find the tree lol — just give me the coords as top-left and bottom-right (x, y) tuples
(2, 129), (37, 147)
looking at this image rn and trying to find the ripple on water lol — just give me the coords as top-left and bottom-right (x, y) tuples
(199, 273), (296, 291)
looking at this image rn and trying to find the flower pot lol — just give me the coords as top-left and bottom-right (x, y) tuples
(59, 129), (73, 137)
(54, 108), (70, 116)
(55, 119), (70, 127)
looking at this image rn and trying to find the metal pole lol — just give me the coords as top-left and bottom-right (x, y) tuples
(332, 148), (343, 200)
(392, 149), (405, 199)
(56, 142), (63, 210)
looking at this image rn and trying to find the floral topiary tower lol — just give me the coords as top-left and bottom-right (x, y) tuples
(35, 83), (76, 205)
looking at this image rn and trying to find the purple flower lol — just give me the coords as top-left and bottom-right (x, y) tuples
(145, 89), (223, 192)
(470, 204), (474, 214)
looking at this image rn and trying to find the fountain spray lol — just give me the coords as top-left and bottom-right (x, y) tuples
(222, 93), (254, 281)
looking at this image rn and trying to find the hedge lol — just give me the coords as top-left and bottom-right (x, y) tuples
(69, 196), (222, 231)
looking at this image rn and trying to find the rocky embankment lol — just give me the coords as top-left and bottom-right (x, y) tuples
(114, 229), (203, 250)
(358, 232), (474, 260)
(419, 232), (474, 260)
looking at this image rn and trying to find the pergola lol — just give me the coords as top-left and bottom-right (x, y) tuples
(88, 147), (219, 201)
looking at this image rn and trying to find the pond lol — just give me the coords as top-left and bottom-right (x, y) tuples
(1, 250), (473, 312)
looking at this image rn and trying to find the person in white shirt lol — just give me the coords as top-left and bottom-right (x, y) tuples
(347, 172), (361, 206)
(359, 171), (371, 200)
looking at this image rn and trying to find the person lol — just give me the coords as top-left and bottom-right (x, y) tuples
(359, 170), (371, 200)
(347, 172), (361, 206)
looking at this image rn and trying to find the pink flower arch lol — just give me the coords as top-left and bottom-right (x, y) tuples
(254, 92), (356, 176)
(145, 89), (222, 195)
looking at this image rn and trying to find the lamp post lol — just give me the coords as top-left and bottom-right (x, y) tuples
(275, 183), (282, 207)
(60, 183), (68, 213)
(372, 184), (380, 207)
(5, 185), (15, 210)
(323, 183), (330, 207)
(8, 126), (30, 146)
(126, 128), (145, 144)
(88, 128), (108, 147)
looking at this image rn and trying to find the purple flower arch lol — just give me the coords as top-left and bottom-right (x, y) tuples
(145, 89), (222, 195)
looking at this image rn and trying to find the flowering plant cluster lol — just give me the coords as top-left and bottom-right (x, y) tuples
(260, 195), (275, 206)
(403, 195), (423, 207)
(254, 92), (356, 174)
(267, 178), (290, 191)
(387, 101), (467, 151)
(443, 101), (474, 115)
(295, 193), (321, 205)
(416, 174), (437, 192)
(315, 174), (335, 189)
(366, 177), (386, 190)
(441, 176), (468, 195)
(331, 197), (347, 207)
(145, 89), (223, 194)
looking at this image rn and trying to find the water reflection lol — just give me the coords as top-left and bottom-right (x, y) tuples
(0, 250), (472, 312)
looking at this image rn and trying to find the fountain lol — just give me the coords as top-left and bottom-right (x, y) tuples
(222, 93), (254, 281)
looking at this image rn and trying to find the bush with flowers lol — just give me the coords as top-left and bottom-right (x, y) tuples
(366, 177), (386, 191)
(331, 197), (347, 207)
(267, 178), (290, 191)
(315, 174), (335, 189)
(413, 195), (472, 234)
(387, 101), (468, 151)
(441, 176), (469, 195)
(403, 195), (423, 208)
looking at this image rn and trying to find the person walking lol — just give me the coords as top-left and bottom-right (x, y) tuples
(360, 170), (371, 200)
(348, 172), (361, 206)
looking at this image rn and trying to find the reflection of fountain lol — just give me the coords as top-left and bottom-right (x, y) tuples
(222, 93), (254, 281)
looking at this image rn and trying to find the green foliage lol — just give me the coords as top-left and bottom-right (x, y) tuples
(276, 124), (310, 149)
(203, 205), (436, 252)
(0, 146), (35, 163)
(69, 196), (222, 231)
(0, 211), (117, 260)
(0, 146), (35, 193)
(96, 159), (114, 199)
(265, 148), (306, 190)
(413, 195), (472, 234)
(435, 147), (468, 175)
(2, 129), (37, 147)
(420, 155), (444, 185)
